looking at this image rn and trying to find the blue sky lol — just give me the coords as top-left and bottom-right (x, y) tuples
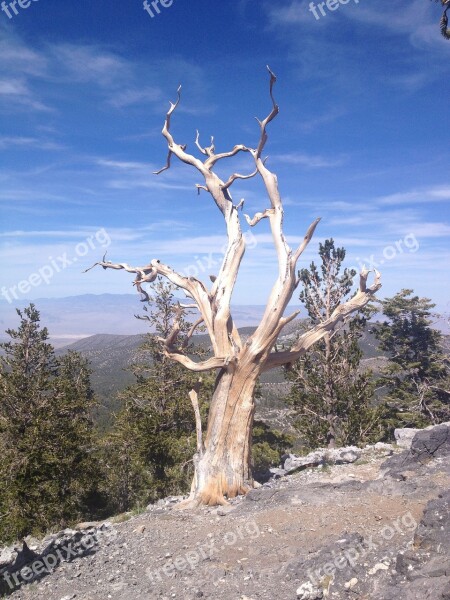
(1, 0), (449, 318)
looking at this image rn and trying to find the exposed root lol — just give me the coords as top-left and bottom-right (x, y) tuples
(174, 475), (252, 509)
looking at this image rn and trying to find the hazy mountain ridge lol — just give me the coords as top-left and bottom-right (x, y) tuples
(0, 295), (302, 347)
(56, 323), (386, 429)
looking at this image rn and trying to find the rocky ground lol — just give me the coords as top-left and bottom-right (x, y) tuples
(1, 423), (449, 600)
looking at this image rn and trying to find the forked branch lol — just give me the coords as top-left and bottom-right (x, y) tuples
(263, 269), (382, 371)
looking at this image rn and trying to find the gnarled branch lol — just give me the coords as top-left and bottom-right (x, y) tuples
(221, 166), (258, 191)
(244, 208), (273, 227)
(263, 269), (381, 371)
(165, 352), (227, 372)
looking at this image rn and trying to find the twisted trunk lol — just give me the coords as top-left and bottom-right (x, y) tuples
(186, 354), (260, 506)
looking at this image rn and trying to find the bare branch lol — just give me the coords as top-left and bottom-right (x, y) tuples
(154, 85), (208, 177)
(265, 310), (301, 350)
(244, 209), (273, 227)
(221, 166), (258, 191)
(263, 269), (382, 371)
(189, 381), (204, 457)
(84, 258), (158, 301)
(85, 256), (219, 346)
(255, 66), (279, 159)
(195, 131), (216, 157)
(195, 130), (209, 156)
(293, 218), (322, 264)
(153, 150), (173, 175)
(204, 144), (250, 169)
(165, 352), (227, 372)
(162, 84), (182, 147)
(441, 4), (450, 39)
(183, 316), (205, 348)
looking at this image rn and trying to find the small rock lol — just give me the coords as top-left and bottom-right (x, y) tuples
(344, 577), (358, 590)
(296, 581), (323, 599)
(0, 547), (16, 566)
(216, 506), (234, 516)
(133, 525), (146, 534)
(368, 563), (389, 575)
(74, 522), (99, 530)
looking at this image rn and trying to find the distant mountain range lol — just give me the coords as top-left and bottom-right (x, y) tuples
(2, 293), (445, 430)
(53, 322), (387, 428)
(0, 294), (294, 348)
(1, 294), (448, 350)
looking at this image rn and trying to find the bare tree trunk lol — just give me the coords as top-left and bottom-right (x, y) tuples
(323, 333), (336, 449)
(188, 358), (259, 506)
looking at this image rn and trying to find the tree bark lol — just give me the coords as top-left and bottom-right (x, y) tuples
(186, 357), (259, 506)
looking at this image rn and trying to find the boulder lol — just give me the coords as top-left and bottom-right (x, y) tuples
(394, 427), (420, 449)
(414, 488), (450, 553)
(381, 489), (450, 599)
(410, 422), (450, 463)
(283, 446), (361, 474)
(383, 422), (450, 478)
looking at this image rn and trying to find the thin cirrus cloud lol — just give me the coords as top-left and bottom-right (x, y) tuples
(0, 29), (209, 115)
(96, 158), (198, 191)
(272, 152), (347, 169)
(0, 136), (64, 150)
(377, 186), (450, 206)
(0, 78), (51, 112)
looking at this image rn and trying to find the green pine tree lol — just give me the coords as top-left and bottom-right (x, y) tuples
(373, 289), (450, 427)
(0, 305), (102, 543)
(102, 280), (214, 513)
(286, 239), (388, 449)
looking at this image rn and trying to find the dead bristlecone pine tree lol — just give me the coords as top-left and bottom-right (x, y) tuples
(87, 68), (381, 507)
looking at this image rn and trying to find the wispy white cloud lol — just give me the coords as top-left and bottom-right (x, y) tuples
(266, 0), (312, 26)
(0, 31), (210, 116)
(0, 78), (51, 112)
(377, 186), (450, 206)
(0, 222), (189, 240)
(272, 152), (347, 168)
(0, 31), (48, 77)
(50, 44), (131, 87)
(0, 136), (64, 150)
(108, 87), (163, 109)
(97, 157), (198, 191)
(297, 108), (348, 133)
(96, 159), (153, 171)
